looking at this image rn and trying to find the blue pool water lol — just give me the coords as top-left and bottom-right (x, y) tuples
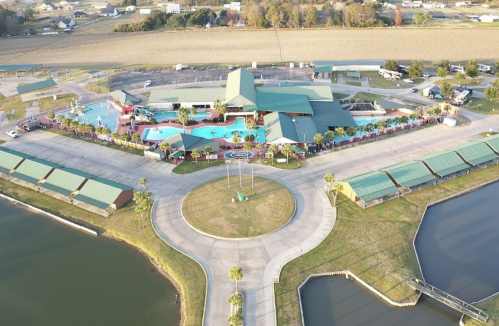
(61, 101), (120, 132)
(333, 116), (416, 141)
(152, 111), (211, 122)
(142, 117), (266, 143)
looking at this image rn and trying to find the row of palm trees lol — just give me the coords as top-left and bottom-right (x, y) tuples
(324, 173), (343, 207)
(176, 107), (199, 131)
(134, 178), (154, 230)
(228, 266), (243, 326)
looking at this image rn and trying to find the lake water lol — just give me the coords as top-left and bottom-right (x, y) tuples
(0, 198), (180, 326)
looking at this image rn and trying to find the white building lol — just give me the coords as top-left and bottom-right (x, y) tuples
(223, 2), (241, 11)
(139, 8), (152, 14)
(126, 5), (136, 10)
(93, 2), (109, 9)
(167, 3), (180, 13)
(39, 2), (57, 11)
(480, 15), (498, 23)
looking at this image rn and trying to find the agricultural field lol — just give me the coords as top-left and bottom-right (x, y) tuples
(1, 29), (499, 67)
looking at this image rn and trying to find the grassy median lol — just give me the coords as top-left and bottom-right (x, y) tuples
(182, 176), (295, 238)
(0, 179), (206, 326)
(275, 163), (499, 326)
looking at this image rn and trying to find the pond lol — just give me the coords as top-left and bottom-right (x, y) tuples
(0, 198), (180, 326)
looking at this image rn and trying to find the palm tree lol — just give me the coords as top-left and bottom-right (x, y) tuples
(443, 104), (451, 116)
(255, 143), (263, 158)
(313, 133), (324, 152)
(268, 144), (278, 165)
(427, 109), (435, 123)
(400, 115), (409, 126)
(85, 123), (94, 138)
(120, 132), (129, 141)
(325, 130), (334, 148)
(70, 120), (79, 131)
(96, 126), (103, 134)
(323, 173), (335, 193)
(366, 122), (374, 136)
(434, 107), (442, 124)
(56, 114), (64, 124)
(62, 117), (72, 127)
(228, 292), (243, 309)
(131, 134), (141, 144)
(190, 107), (197, 120)
(227, 311), (244, 326)
(191, 148), (201, 166)
(214, 99), (228, 122)
(111, 132), (120, 140)
(384, 118), (393, 131)
(335, 127), (346, 147)
(133, 191), (152, 229)
(281, 143), (293, 164)
(139, 177), (147, 189)
(346, 126), (357, 141)
(177, 107), (189, 131)
(77, 122), (85, 136)
(47, 111), (55, 120)
(228, 266), (243, 293)
(393, 116), (401, 127)
(232, 132), (241, 149)
(358, 124), (367, 136)
(409, 112), (419, 122)
(245, 119), (255, 143)
(370, 113), (375, 123)
(332, 183), (343, 207)
(204, 146), (212, 164)
(243, 142), (252, 159)
(135, 198), (147, 229)
(160, 141), (170, 156)
(102, 128), (111, 136)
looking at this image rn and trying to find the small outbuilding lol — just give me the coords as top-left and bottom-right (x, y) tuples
(73, 178), (133, 214)
(167, 3), (181, 13)
(109, 90), (141, 106)
(263, 111), (317, 145)
(339, 171), (399, 207)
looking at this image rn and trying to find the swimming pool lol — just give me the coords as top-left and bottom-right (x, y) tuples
(152, 111), (212, 122)
(333, 116), (416, 141)
(60, 101), (120, 132)
(142, 117), (266, 143)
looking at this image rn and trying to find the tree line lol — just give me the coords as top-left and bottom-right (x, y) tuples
(0, 2), (38, 36)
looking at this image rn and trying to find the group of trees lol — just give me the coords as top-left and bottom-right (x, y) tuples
(134, 178), (153, 230)
(413, 11), (431, 25)
(227, 266), (243, 326)
(484, 79), (499, 102)
(323, 173), (343, 206)
(243, 1), (319, 28)
(115, 10), (171, 32)
(0, 2), (37, 36)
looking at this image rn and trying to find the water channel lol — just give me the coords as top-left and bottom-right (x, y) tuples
(302, 181), (499, 325)
(0, 198), (180, 326)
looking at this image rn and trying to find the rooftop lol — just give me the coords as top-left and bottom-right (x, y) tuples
(310, 100), (357, 133)
(341, 171), (399, 203)
(224, 68), (255, 107)
(263, 112), (317, 144)
(148, 88), (225, 104)
(449, 142), (498, 166)
(380, 161), (436, 189)
(415, 151), (470, 177)
(256, 86), (333, 101)
(254, 92), (313, 115)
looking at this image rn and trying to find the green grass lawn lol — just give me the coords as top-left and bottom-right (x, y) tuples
(85, 77), (110, 94)
(254, 153), (305, 170)
(172, 160), (226, 174)
(0, 93), (77, 122)
(182, 176), (295, 238)
(345, 81), (362, 87)
(434, 77), (483, 87)
(362, 71), (414, 89)
(352, 92), (385, 102)
(0, 178), (206, 326)
(466, 97), (499, 114)
(479, 131), (498, 137)
(58, 70), (88, 82)
(333, 93), (350, 100)
(276, 163), (499, 326)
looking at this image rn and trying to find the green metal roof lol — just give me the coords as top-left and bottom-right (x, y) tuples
(224, 69), (255, 107)
(42, 167), (97, 196)
(310, 100), (357, 133)
(347, 72), (361, 78)
(109, 90), (141, 105)
(375, 99), (408, 110)
(169, 150), (183, 159)
(415, 151), (469, 177)
(148, 88), (225, 104)
(341, 171), (399, 202)
(74, 178), (132, 209)
(380, 161), (436, 189)
(10, 158), (61, 185)
(474, 134), (499, 153)
(314, 64), (333, 73)
(253, 92), (313, 114)
(263, 112), (317, 144)
(164, 133), (220, 152)
(292, 145), (305, 153)
(17, 79), (57, 94)
(449, 142), (499, 166)
(0, 147), (33, 174)
(0, 64), (42, 71)
(256, 86), (333, 101)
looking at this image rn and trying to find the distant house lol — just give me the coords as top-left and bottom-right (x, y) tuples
(100, 4), (118, 16)
(126, 5), (136, 10)
(480, 15), (498, 23)
(191, 5), (211, 11)
(139, 8), (152, 15)
(223, 2), (241, 11)
(39, 2), (57, 11)
(93, 2), (109, 9)
(52, 17), (76, 28)
(65, 4), (76, 10)
(167, 3), (180, 14)
(429, 11), (447, 19)
(72, 11), (86, 18)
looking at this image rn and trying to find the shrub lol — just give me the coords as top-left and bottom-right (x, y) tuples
(150, 118), (157, 124)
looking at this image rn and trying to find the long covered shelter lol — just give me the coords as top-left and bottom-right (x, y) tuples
(10, 158), (62, 186)
(415, 151), (470, 177)
(314, 60), (385, 72)
(0, 64), (43, 76)
(339, 171), (399, 207)
(41, 167), (97, 197)
(449, 142), (499, 166)
(380, 161), (436, 189)
(73, 178), (133, 213)
(0, 147), (33, 175)
(17, 79), (57, 94)
(474, 134), (499, 154)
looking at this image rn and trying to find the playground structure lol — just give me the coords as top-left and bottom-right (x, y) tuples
(67, 99), (89, 117)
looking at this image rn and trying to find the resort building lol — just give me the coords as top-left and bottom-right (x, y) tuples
(147, 68), (357, 147)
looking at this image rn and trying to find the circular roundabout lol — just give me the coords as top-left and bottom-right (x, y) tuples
(181, 175), (295, 238)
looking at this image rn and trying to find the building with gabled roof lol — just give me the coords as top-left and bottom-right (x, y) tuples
(415, 151), (469, 177)
(339, 171), (399, 207)
(223, 67), (256, 107)
(449, 142), (498, 167)
(380, 161), (436, 189)
(473, 134), (499, 154)
(109, 90), (141, 106)
(164, 133), (220, 157)
(73, 178), (133, 214)
(0, 147), (33, 176)
(264, 112), (317, 145)
(40, 167), (97, 198)
(10, 158), (62, 187)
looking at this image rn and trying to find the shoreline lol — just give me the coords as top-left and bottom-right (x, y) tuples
(0, 192), (186, 326)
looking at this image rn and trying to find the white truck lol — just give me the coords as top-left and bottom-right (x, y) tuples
(379, 68), (402, 79)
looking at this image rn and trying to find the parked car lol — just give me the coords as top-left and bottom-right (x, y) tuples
(411, 88), (418, 93)
(403, 78), (414, 84)
(144, 80), (152, 86)
(422, 72), (430, 77)
(6, 130), (18, 138)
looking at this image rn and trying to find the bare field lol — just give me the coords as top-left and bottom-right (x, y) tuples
(1, 29), (499, 67)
